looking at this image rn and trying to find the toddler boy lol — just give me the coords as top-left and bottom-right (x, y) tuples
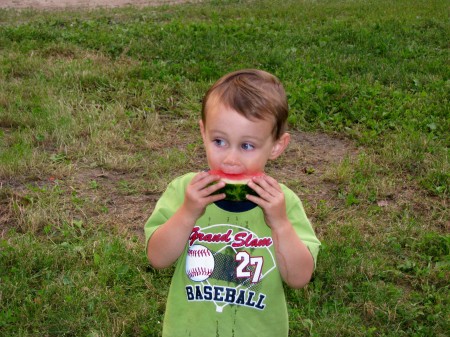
(145, 69), (321, 337)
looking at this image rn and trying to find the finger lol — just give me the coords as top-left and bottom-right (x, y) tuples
(191, 171), (221, 189)
(190, 171), (210, 184)
(205, 192), (226, 203)
(248, 179), (278, 200)
(248, 181), (268, 200)
(245, 193), (265, 206)
(201, 180), (225, 196)
(253, 175), (282, 192)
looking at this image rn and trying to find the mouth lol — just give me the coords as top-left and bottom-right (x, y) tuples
(209, 170), (265, 183)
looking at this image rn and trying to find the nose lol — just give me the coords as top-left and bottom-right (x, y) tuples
(222, 149), (240, 167)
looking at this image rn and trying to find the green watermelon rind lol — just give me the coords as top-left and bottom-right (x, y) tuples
(213, 183), (258, 201)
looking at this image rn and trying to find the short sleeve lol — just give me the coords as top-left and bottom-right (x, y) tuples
(144, 173), (195, 249)
(282, 185), (321, 267)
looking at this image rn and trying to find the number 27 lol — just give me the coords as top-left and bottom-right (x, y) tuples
(235, 251), (263, 283)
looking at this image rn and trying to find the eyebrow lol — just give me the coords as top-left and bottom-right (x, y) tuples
(208, 129), (266, 143)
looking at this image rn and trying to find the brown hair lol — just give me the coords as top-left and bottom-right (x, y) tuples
(201, 69), (288, 140)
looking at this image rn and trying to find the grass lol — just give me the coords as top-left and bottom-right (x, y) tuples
(0, 0), (448, 336)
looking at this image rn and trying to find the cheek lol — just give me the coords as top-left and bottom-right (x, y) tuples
(242, 155), (263, 168)
(247, 151), (271, 168)
(205, 147), (220, 163)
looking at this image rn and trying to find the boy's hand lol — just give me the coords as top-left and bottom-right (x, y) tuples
(182, 171), (225, 220)
(247, 175), (315, 289)
(246, 175), (289, 229)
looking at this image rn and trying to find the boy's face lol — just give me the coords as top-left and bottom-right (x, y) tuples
(200, 103), (289, 175)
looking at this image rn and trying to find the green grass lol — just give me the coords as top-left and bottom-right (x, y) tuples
(1, 0), (448, 336)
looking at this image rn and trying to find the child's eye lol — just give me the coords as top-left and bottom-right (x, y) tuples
(241, 143), (255, 151)
(213, 139), (226, 147)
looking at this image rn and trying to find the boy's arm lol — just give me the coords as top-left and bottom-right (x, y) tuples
(147, 172), (225, 269)
(247, 175), (315, 289)
(270, 220), (315, 288)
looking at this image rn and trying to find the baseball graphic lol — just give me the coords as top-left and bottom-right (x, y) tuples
(186, 244), (215, 282)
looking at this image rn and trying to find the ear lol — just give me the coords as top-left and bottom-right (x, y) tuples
(269, 132), (290, 160)
(199, 119), (206, 142)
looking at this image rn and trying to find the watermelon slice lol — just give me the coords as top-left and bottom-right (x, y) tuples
(209, 170), (264, 201)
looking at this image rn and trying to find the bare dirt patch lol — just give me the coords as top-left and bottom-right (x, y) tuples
(0, 131), (358, 240)
(0, 0), (199, 9)
(69, 131), (358, 239)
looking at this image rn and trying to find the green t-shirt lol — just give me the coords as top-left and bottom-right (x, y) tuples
(145, 173), (321, 337)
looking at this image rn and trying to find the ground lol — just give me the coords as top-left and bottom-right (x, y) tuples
(0, 0), (360, 239)
(0, 0), (198, 9)
(79, 131), (357, 240)
(0, 129), (358, 240)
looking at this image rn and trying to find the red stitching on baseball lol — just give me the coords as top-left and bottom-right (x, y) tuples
(188, 248), (210, 257)
(188, 267), (213, 278)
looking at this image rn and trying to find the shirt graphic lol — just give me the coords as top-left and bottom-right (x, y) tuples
(185, 223), (277, 313)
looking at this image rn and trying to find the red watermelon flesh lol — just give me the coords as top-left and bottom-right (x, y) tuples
(209, 170), (264, 201)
